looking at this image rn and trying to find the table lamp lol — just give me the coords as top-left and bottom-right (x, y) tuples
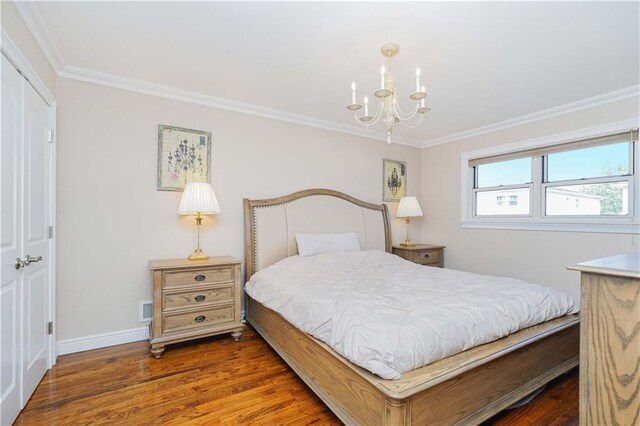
(396, 196), (423, 247)
(178, 182), (220, 260)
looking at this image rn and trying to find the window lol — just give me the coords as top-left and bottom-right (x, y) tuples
(546, 142), (630, 182)
(462, 125), (638, 233)
(543, 141), (631, 216)
(476, 158), (532, 187)
(474, 158), (532, 216)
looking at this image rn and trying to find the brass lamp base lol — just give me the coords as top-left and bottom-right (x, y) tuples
(399, 241), (417, 247)
(400, 217), (416, 247)
(188, 248), (209, 261)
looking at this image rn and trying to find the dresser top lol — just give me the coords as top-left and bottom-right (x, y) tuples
(392, 244), (446, 251)
(568, 252), (640, 279)
(149, 256), (241, 270)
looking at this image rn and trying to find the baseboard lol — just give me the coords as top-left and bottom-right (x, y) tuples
(57, 326), (149, 356)
(57, 313), (247, 356)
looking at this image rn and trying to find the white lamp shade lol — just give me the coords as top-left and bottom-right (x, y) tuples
(396, 196), (423, 218)
(178, 182), (220, 215)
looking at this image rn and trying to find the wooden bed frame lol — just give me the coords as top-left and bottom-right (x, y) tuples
(243, 189), (579, 425)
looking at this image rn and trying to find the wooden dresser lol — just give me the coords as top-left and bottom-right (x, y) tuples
(148, 256), (244, 358)
(392, 244), (445, 267)
(568, 252), (640, 425)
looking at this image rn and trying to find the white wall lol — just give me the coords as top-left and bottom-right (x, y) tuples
(420, 97), (639, 301)
(55, 77), (423, 341)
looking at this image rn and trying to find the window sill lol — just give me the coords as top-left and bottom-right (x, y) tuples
(460, 220), (639, 234)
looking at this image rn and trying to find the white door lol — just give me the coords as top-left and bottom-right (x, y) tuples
(0, 54), (52, 425)
(21, 75), (50, 404)
(1, 53), (24, 426)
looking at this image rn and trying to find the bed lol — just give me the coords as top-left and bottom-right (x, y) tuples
(243, 188), (579, 425)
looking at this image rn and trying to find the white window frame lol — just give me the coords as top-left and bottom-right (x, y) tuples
(473, 183), (534, 218)
(461, 119), (640, 234)
(472, 158), (534, 218)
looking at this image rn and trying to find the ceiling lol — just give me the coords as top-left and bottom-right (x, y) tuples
(27, 1), (640, 145)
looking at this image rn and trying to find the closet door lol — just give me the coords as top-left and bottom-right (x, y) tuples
(0, 54), (52, 425)
(1, 54), (24, 426)
(21, 79), (51, 403)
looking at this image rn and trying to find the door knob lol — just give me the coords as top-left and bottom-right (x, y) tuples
(14, 258), (25, 270)
(24, 255), (43, 266)
(14, 255), (43, 269)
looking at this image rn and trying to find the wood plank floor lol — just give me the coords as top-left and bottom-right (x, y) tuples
(16, 327), (578, 425)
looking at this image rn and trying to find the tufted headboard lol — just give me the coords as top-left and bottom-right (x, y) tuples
(243, 189), (391, 281)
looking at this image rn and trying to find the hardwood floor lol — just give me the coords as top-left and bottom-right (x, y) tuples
(16, 327), (578, 425)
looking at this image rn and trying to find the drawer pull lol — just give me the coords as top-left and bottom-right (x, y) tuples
(194, 295), (206, 302)
(195, 274), (206, 282)
(195, 315), (206, 323)
(423, 253), (430, 258)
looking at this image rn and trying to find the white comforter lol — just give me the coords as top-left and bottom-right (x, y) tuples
(245, 250), (578, 380)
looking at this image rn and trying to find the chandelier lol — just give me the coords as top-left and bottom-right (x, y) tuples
(347, 43), (430, 144)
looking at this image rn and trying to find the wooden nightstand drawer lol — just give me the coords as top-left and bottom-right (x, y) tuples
(163, 267), (234, 289)
(162, 305), (234, 334)
(411, 250), (441, 264)
(163, 286), (233, 311)
(392, 244), (446, 268)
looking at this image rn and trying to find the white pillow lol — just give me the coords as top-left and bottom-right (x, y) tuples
(295, 233), (361, 257)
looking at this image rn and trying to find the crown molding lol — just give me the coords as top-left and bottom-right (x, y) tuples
(59, 65), (421, 147)
(53, 64), (640, 151)
(15, 2), (639, 150)
(1, 29), (55, 105)
(12, 0), (423, 147)
(2, 1), (426, 148)
(13, 1), (66, 73)
(422, 85), (640, 148)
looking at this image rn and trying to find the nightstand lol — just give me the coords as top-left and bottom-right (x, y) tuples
(392, 244), (445, 268)
(148, 256), (244, 358)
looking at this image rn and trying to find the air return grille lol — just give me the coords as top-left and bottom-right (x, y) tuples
(139, 300), (153, 322)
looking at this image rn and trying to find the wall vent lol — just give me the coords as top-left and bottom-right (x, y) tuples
(139, 300), (153, 322)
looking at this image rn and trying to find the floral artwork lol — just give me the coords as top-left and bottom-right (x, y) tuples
(157, 125), (211, 191)
(383, 159), (407, 202)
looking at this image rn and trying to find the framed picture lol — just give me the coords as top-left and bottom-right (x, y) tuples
(157, 125), (211, 191)
(383, 159), (407, 202)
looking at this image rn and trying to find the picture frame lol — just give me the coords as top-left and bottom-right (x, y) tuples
(157, 124), (211, 191)
(383, 159), (407, 202)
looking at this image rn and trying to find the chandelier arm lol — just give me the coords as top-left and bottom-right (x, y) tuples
(398, 114), (425, 128)
(366, 119), (384, 132)
(353, 113), (369, 126)
(364, 119), (386, 134)
(400, 121), (424, 129)
(353, 100), (380, 127)
(394, 101), (420, 120)
(371, 100), (384, 121)
(396, 110), (418, 122)
(401, 112), (425, 126)
(367, 116), (384, 129)
(353, 113), (383, 129)
(353, 100), (384, 128)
